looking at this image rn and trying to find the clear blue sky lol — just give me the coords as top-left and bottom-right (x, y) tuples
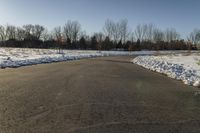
(0, 0), (199, 38)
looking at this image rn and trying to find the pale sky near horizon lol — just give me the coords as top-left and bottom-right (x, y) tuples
(0, 0), (200, 38)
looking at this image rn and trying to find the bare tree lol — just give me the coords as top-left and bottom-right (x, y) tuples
(22, 24), (44, 40)
(133, 24), (174, 43)
(189, 29), (200, 45)
(72, 21), (81, 42)
(63, 21), (72, 41)
(129, 32), (135, 43)
(6, 25), (16, 40)
(94, 32), (105, 43)
(1, 25), (25, 41)
(103, 19), (130, 44)
(113, 22), (120, 43)
(145, 23), (155, 42)
(119, 19), (130, 44)
(33, 25), (45, 40)
(164, 28), (180, 42)
(53, 26), (62, 41)
(23, 24), (34, 40)
(53, 26), (63, 53)
(134, 24), (147, 42)
(0, 25), (6, 41)
(63, 20), (81, 43)
(41, 28), (51, 41)
(103, 19), (115, 39)
(134, 23), (156, 42)
(16, 27), (25, 41)
(153, 28), (164, 42)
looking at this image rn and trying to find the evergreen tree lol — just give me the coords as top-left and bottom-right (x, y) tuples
(66, 38), (72, 49)
(91, 36), (98, 50)
(79, 37), (87, 49)
(117, 40), (122, 49)
(136, 39), (141, 50)
(102, 36), (113, 50)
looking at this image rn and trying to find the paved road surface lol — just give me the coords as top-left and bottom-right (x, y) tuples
(0, 56), (200, 133)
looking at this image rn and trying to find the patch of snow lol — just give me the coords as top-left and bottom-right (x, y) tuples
(193, 81), (200, 87)
(132, 53), (200, 87)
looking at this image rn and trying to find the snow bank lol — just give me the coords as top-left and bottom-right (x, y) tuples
(133, 53), (200, 87)
(0, 47), (197, 73)
(0, 48), (159, 69)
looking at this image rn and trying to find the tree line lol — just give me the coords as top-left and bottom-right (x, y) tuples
(0, 19), (200, 51)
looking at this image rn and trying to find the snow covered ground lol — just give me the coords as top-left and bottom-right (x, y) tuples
(0, 48), (160, 69)
(133, 52), (200, 87)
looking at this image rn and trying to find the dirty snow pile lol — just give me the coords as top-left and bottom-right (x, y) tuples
(133, 53), (200, 87)
(0, 48), (158, 69)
